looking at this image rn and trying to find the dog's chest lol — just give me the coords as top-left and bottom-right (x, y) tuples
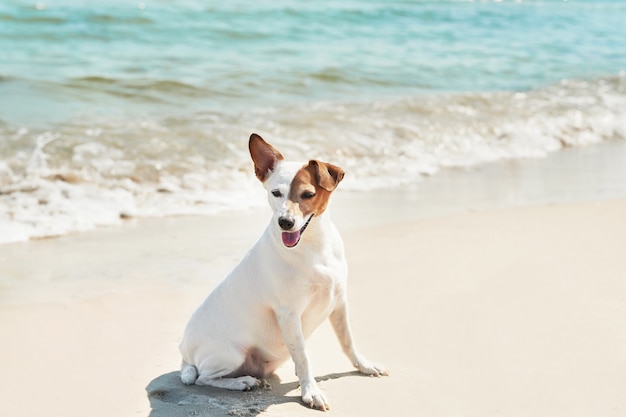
(299, 260), (346, 333)
(308, 261), (342, 294)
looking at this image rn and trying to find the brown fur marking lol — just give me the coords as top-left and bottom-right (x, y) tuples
(288, 160), (345, 218)
(249, 133), (284, 182)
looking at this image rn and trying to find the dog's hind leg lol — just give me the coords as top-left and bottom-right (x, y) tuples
(194, 353), (262, 391)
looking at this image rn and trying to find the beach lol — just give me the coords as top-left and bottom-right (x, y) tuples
(2, 141), (626, 417)
(2, 1), (626, 415)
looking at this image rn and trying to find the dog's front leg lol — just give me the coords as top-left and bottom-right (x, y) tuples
(275, 307), (329, 411)
(330, 302), (389, 377)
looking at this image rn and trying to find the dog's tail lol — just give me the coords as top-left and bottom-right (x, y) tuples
(180, 361), (198, 385)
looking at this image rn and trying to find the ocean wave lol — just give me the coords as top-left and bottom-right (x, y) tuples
(0, 11), (67, 24)
(1, 75), (625, 243)
(254, 75), (626, 189)
(86, 14), (154, 25)
(67, 76), (204, 94)
(34, 76), (211, 105)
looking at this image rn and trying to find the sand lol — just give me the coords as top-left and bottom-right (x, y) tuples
(1, 143), (626, 417)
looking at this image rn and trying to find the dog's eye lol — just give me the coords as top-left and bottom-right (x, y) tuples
(300, 191), (315, 200)
(271, 189), (283, 198)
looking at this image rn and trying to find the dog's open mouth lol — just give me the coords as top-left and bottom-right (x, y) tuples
(282, 214), (314, 248)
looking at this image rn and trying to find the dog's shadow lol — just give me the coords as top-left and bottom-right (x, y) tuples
(146, 371), (361, 417)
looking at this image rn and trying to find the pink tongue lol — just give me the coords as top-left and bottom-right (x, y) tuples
(282, 231), (301, 247)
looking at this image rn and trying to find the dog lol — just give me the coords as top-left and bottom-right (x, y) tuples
(179, 133), (387, 410)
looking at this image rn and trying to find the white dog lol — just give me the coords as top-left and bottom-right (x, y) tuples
(179, 134), (387, 410)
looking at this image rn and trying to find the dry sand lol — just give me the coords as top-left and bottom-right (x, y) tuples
(1, 143), (626, 417)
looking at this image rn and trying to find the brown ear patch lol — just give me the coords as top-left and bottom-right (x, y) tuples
(249, 133), (284, 182)
(288, 160), (345, 218)
(309, 160), (345, 192)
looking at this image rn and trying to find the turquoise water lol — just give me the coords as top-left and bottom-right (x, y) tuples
(1, 0), (625, 120)
(1, 0), (625, 242)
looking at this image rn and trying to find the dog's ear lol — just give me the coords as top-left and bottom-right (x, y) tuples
(309, 160), (345, 192)
(249, 133), (284, 182)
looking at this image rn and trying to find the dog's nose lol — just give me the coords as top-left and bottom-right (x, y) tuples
(278, 216), (295, 231)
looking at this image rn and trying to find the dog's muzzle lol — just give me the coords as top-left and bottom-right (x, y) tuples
(280, 214), (313, 248)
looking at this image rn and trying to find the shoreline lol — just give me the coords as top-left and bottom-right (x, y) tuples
(2, 134), (626, 246)
(2, 137), (625, 249)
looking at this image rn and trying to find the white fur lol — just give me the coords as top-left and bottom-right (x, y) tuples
(179, 156), (387, 410)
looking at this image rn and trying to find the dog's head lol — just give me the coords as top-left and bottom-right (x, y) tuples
(249, 133), (344, 248)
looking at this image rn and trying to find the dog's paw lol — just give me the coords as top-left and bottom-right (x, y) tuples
(355, 359), (389, 377)
(219, 376), (261, 391)
(195, 375), (261, 391)
(301, 382), (330, 411)
(237, 376), (262, 391)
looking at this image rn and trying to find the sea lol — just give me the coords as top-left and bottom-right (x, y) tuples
(1, 0), (625, 243)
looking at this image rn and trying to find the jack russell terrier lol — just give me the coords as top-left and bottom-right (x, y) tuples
(179, 133), (388, 410)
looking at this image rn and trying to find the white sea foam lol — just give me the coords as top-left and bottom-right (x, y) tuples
(1, 76), (625, 244)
